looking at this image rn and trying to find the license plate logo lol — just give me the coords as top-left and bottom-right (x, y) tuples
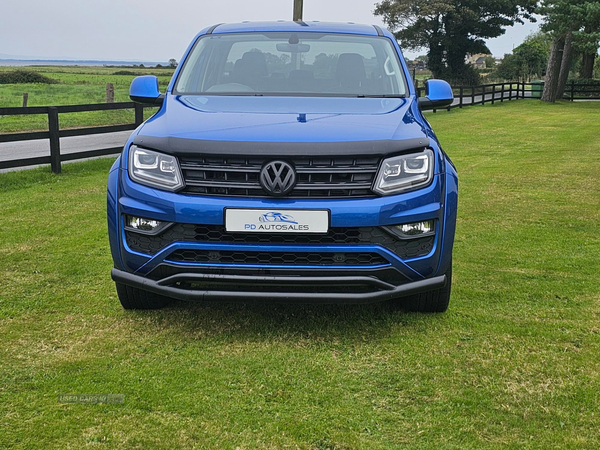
(226, 209), (329, 233)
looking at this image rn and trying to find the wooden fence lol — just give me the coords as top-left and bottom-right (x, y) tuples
(0, 102), (148, 173)
(417, 80), (600, 112)
(1, 80), (599, 173)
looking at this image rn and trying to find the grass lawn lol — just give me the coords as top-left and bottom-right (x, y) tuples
(0, 66), (172, 133)
(1, 100), (599, 449)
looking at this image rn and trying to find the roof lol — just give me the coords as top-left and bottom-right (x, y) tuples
(208, 21), (382, 37)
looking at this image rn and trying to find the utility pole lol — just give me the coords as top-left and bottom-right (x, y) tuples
(293, 0), (303, 21)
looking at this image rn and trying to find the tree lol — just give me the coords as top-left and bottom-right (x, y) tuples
(556, 32), (574, 98)
(580, 48), (596, 78)
(169, 58), (178, 68)
(540, 0), (600, 101)
(576, 6), (600, 78)
(374, 0), (537, 85)
(495, 32), (551, 81)
(484, 56), (497, 69)
(541, 36), (565, 101)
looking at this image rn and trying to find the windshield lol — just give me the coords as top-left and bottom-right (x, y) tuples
(174, 32), (408, 97)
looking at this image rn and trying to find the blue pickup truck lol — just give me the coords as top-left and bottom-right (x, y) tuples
(107, 21), (458, 311)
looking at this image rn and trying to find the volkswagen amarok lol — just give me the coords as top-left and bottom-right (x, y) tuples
(107, 21), (458, 311)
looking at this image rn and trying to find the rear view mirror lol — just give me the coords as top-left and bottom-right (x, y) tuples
(276, 43), (311, 53)
(418, 79), (454, 110)
(130, 76), (164, 105)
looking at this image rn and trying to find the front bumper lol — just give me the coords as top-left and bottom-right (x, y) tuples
(111, 267), (447, 304)
(107, 157), (458, 302)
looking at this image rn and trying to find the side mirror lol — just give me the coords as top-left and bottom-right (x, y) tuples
(418, 79), (454, 110)
(130, 76), (164, 105)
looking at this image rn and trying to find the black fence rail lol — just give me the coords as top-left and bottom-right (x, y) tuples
(564, 81), (600, 100)
(0, 102), (149, 173)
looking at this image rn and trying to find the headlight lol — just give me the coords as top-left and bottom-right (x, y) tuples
(128, 145), (184, 191)
(373, 149), (434, 195)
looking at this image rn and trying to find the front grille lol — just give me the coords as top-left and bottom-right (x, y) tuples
(179, 155), (380, 198)
(126, 224), (435, 260)
(167, 250), (387, 266)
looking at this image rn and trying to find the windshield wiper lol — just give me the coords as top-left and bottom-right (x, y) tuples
(356, 94), (407, 98)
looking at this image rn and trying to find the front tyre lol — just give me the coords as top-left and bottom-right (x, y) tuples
(394, 267), (452, 313)
(115, 283), (172, 310)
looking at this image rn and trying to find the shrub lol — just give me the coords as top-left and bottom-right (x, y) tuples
(437, 65), (481, 87)
(0, 70), (58, 84)
(113, 70), (137, 76)
(568, 78), (600, 85)
(565, 78), (600, 97)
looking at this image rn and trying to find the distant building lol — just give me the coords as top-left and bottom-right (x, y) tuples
(465, 53), (492, 69)
(406, 58), (427, 71)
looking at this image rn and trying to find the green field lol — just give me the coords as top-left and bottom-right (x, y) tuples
(0, 66), (173, 133)
(1, 101), (599, 449)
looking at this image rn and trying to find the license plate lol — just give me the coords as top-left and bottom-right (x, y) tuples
(225, 209), (329, 233)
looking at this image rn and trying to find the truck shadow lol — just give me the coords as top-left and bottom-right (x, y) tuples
(126, 300), (445, 344)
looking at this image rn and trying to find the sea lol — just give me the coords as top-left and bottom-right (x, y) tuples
(0, 60), (164, 67)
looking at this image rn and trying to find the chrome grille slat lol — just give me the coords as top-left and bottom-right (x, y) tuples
(294, 183), (373, 189)
(184, 180), (258, 189)
(295, 167), (376, 173)
(181, 165), (262, 173)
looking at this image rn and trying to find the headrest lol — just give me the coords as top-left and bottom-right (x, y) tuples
(233, 51), (268, 79)
(336, 53), (366, 81)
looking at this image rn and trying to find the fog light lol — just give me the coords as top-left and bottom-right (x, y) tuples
(386, 220), (435, 239)
(125, 215), (171, 235)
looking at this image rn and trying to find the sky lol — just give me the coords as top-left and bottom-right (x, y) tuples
(0, 0), (540, 62)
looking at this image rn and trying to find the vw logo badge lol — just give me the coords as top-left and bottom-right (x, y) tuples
(259, 160), (297, 196)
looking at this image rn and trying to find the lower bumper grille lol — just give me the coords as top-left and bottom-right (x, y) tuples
(167, 250), (387, 266)
(126, 224), (434, 260)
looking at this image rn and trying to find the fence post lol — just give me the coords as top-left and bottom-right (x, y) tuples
(516, 82), (520, 99)
(459, 87), (463, 108)
(509, 83), (512, 100)
(472, 86), (475, 105)
(571, 80), (575, 101)
(522, 82), (525, 99)
(501, 83), (505, 102)
(106, 83), (114, 103)
(491, 85), (495, 105)
(48, 106), (61, 174)
(22, 93), (28, 108)
(134, 103), (144, 126)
